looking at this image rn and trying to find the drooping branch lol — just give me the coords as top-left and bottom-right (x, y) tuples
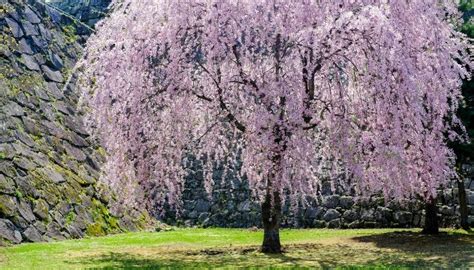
(81, 0), (470, 213)
(197, 62), (247, 133)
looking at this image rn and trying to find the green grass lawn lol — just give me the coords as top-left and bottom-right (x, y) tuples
(0, 228), (472, 269)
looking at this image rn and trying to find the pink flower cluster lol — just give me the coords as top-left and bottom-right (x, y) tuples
(80, 0), (471, 212)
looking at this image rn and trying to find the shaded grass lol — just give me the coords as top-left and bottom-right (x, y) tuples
(0, 228), (472, 269)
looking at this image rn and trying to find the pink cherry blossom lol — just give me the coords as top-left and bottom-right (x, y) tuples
(80, 0), (472, 215)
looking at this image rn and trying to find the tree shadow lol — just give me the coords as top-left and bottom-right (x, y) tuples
(352, 230), (474, 250)
(71, 243), (354, 269)
(68, 247), (320, 269)
(67, 232), (474, 269)
(351, 231), (474, 268)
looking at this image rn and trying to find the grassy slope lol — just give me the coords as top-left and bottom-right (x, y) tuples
(0, 228), (472, 269)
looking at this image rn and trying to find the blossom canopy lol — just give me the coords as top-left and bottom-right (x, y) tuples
(81, 0), (472, 212)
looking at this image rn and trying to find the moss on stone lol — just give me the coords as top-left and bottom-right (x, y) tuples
(0, 1), (146, 244)
(96, 147), (107, 158)
(1, 72), (45, 98)
(30, 171), (61, 206)
(61, 183), (81, 204)
(0, 195), (16, 217)
(14, 189), (23, 200)
(0, 32), (17, 53)
(51, 163), (90, 188)
(0, 64), (17, 81)
(85, 199), (121, 237)
(0, 3), (14, 17)
(33, 199), (49, 220)
(65, 211), (76, 226)
(62, 25), (78, 45)
(87, 200), (120, 236)
(85, 222), (105, 236)
(31, 134), (42, 142)
(108, 215), (119, 229)
(133, 212), (151, 230)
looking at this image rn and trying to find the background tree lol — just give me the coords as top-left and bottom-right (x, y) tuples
(81, 0), (471, 253)
(451, 0), (473, 231)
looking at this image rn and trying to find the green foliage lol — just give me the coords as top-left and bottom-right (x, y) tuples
(65, 211), (76, 226)
(453, 3), (474, 163)
(62, 24), (78, 45)
(14, 189), (23, 199)
(460, 1), (474, 40)
(460, 0), (473, 12)
(461, 21), (474, 37)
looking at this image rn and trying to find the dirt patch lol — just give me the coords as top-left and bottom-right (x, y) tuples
(185, 245), (261, 256)
(186, 249), (225, 256)
(240, 247), (258, 254)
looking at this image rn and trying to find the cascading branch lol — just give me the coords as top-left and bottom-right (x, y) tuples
(80, 0), (471, 253)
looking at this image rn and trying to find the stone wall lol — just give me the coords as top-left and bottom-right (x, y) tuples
(163, 160), (474, 229)
(46, 0), (110, 35)
(0, 0), (147, 245)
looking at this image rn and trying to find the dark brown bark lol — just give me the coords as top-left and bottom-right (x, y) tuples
(457, 179), (470, 231)
(261, 191), (282, 253)
(261, 112), (285, 253)
(260, 41), (287, 253)
(422, 198), (439, 234)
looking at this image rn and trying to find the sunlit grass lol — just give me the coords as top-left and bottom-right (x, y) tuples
(0, 228), (472, 269)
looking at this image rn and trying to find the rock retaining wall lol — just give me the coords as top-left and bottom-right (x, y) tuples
(0, 0), (146, 245)
(47, 0), (110, 35)
(164, 161), (474, 229)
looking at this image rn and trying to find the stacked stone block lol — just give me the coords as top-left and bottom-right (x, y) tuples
(170, 161), (474, 229)
(0, 0), (146, 245)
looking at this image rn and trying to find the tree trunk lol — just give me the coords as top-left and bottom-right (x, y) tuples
(422, 198), (439, 234)
(261, 89), (285, 253)
(261, 191), (282, 253)
(458, 179), (470, 231)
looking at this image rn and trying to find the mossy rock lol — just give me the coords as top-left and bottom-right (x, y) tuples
(64, 211), (76, 226)
(85, 222), (106, 237)
(0, 175), (15, 195)
(0, 195), (17, 218)
(50, 163), (92, 189)
(0, 161), (18, 178)
(133, 211), (152, 230)
(36, 183), (60, 207)
(83, 199), (122, 235)
(0, 0), (148, 244)
(33, 199), (49, 221)
(60, 182), (82, 205)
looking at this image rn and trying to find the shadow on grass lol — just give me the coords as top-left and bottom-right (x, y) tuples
(69, 247), (319, 269)
(352, 230), (474, 250)
(74, 254), (365, 269)
(351, 231), (474, 268)
(70, 235), (474, 269)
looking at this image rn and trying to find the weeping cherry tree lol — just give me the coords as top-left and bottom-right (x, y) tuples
(81, 0), (471, 253)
